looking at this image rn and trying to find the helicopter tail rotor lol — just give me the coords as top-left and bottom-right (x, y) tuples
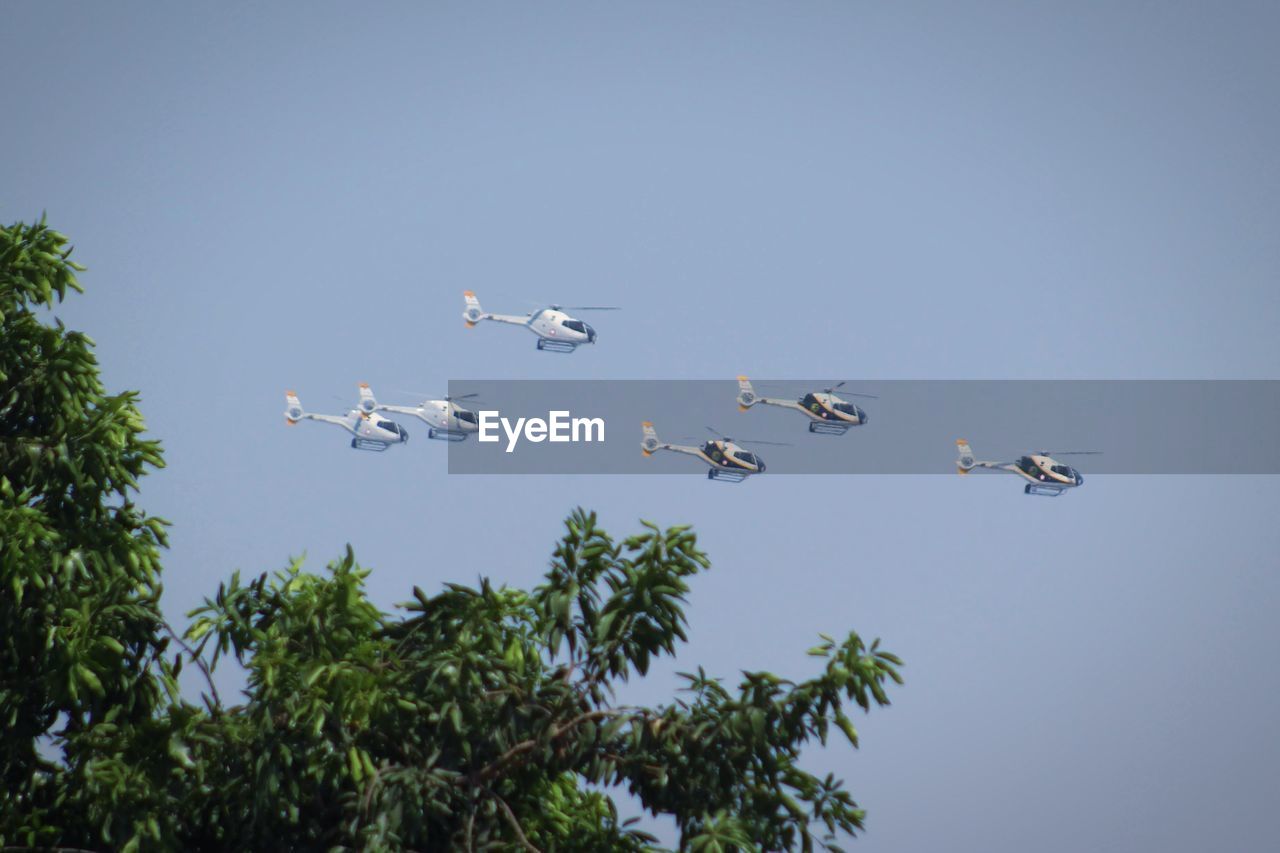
(357, 382), (378, 414)
(641, 421), (661, 456)
(736, 375), (758, 411)
(284, 390), (305, 425)
(462, 291), (486, 327)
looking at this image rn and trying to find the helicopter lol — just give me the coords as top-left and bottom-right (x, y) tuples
(462, 291), (619, 352)
(284, 390), (408, 451)
(356, 383), (480, 442)
(736, 377), (875, 435)
(641, 423), (789, 482)
(955, 439), (1099, 496)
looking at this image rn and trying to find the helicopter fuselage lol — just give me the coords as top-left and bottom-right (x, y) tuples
(1007, 455), (1083, 489)
(697, 440), (766, 473)
(346, 410), (408, 448)
(525, 309), (596, 346)
(382, 400), (479, 435)
(797, 392), (869, 426)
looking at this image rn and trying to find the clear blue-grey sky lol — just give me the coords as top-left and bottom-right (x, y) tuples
(4, 2), (1279, 850)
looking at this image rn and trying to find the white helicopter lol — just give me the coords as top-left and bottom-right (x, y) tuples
(462, 291), (619, 352)
(356, 383), (480, 442)
(641, 423), (789, 482)
(955, 439), (1099, 496)
(736, 377), (875, 435)
(284, 389), (408, 451)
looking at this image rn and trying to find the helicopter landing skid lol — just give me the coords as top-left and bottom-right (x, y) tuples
(427, 428), (468, 442)
(350, 438), (391, 452)
(808, 421), (850, 435)
(707, 468), (748, 483)
(1024, 483), (1067, 496)
(536, 338), (578, 353)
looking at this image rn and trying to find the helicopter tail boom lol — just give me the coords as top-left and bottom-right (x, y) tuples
(955, 439), (976, 474)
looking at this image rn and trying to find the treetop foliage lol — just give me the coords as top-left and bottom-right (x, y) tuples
(1, 217), (902, 852)
(2, 215), (172, 842)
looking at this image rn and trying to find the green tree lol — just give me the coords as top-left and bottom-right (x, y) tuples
(1, 217), (903, 851)
(1, 215), (174, 845)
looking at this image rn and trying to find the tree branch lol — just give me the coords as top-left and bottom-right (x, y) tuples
(162, 620), (221, 710)
(361, 763), (388, 818)
(492, 792), (541, 853)
(472, 708), (638, 784)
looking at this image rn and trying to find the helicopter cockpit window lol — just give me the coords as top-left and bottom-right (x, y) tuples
(735, 451), (758, 465)
(834, 402), (858, 415)
(1051, 464), (1073, 478)
(455, 409), (477, 424)
(562, 319), (586, 333)
(376, 420), (397, 432)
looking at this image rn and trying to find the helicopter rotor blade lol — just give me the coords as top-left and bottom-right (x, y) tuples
(1041, 450), (1103, 456)
(389, 389), (484, 406)
(686, 433), (791, 447)
(821, 381), (879, 399)
(562, 306), (621, 311)
(757, 380), (878, 399)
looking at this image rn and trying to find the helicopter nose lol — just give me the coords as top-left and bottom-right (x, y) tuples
(399, 424), (409, 443)
(1074, 471), (1084, 486)
(858, 408), (868, 424)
